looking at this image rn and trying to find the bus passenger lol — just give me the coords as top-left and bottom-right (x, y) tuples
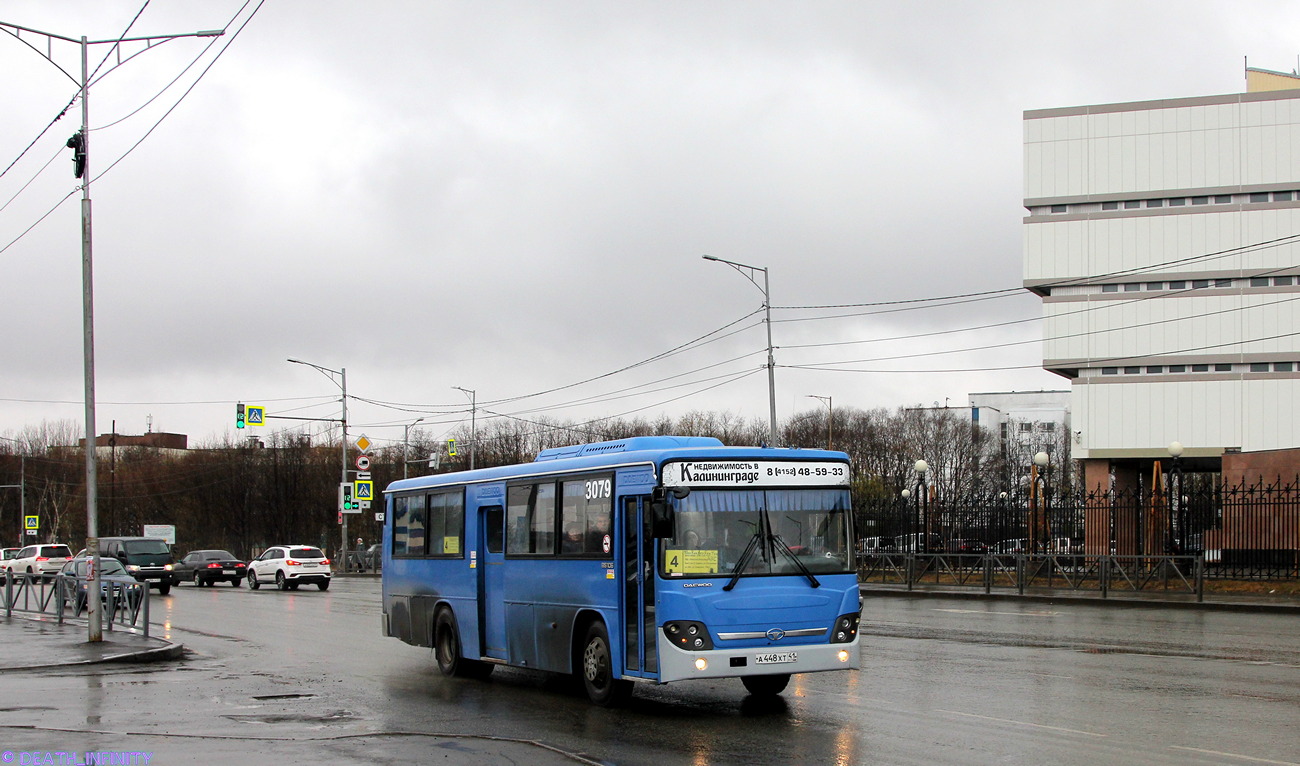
(563, 523), (583, 554)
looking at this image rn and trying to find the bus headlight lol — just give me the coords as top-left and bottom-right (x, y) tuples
(694, 658), (708, 671)
(838, 650), (850, 663)
(663, 620), (714, 651)
(829, 613), (860, 643)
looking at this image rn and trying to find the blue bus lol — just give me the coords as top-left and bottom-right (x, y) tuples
(380, 435), (860, 705)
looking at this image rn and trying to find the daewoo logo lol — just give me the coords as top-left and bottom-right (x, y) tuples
(766, 628), (786, 641)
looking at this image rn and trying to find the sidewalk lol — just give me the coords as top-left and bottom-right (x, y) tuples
(0, 613), (183, 671)
(862, 582), (1300, 613)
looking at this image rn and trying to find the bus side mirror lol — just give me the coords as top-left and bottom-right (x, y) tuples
(650, 487), (689, 538)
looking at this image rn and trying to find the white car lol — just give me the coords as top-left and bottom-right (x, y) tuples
(3, 544), (74, 579)
(247, 545), (331, 591)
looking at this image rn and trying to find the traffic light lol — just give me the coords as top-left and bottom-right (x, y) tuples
(235, 403), (246, 429)
(339, 482), (354, 512)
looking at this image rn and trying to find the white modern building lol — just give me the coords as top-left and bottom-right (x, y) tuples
(1023, 67), (1300, 487)
(969, 390), (1071, 461)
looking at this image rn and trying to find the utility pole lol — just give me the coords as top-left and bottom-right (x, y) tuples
(453, 387), (477, 470)
(703, 255), (778, 446)
(0, 18), (224, 643)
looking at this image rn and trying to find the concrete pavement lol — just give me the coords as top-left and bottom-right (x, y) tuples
(0, 613), (182, 671)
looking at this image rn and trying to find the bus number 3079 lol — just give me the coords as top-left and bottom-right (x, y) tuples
(585, 479), (612, 500)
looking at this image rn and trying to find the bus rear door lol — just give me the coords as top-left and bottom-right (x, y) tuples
(478, 505), (507, 660)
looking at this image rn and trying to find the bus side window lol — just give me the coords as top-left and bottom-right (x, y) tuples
(485, 507), (504, 554)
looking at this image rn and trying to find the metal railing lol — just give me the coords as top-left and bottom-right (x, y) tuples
(2, 571), (150, 636)
(858, 552), (1205, 601)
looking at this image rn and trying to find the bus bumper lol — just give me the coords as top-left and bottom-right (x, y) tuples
(656, 631), (860, 683)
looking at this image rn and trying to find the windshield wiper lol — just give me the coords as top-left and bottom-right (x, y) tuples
(769, 534), (821, 589)
(722, 532), (763, 592)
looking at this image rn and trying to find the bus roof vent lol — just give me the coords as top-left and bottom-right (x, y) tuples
(534, 435), (724, 462)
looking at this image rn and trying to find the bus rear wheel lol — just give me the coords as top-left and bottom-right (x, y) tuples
(580, 622), (632, 706)
(741, 674), (790, 696)
(434, 610), (492, 679)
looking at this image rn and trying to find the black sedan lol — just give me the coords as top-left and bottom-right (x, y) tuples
(176, 550), (247, 587)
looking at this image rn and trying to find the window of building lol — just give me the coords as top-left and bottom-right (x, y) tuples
(1146, 199), (1163, 208)
(1169, 364), (1186, 373)
(1101, 367), (1118, 375)
(1146, 366), (1164, 373)
(1214, 195), (1233, 204)
(1146, 282), (1164, 290)
(1276, 362), (1295, 372)
(1191, 196), (1209, 205)
(1277, 276), (1295, 286)
(1101, 284), (1118, 293)
(1169, 281), (1187, 289)
(1250, 362), (1271, 372)
(1102, 201), (1119, 211)
(1050, 204), (1068, 213)
(1275, 191), (1293, 202)
(1040, 422), (1056, 432)
(1124, 366), (1141, 374)
(1124, 200), (1141, 209)
(1124, 283), (1141, 291)
(1251, 277), (1271, 287)
(1214, 363), (1232, 372)
(1192, 364), (1210, 372)
(1215, 279), (1232, 288)
(1250, 192), (1270, 203)
(1193, 280), (1210, 289)
(1018, 422), (1032, 433)
(1169, 198), (1186, 206)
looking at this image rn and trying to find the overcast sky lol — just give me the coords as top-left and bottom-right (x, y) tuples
(2, 1), (1298, 452)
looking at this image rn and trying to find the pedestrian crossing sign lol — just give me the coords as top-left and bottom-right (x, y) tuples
(246, 406), (265, 426)
(354, 480), (373, 501)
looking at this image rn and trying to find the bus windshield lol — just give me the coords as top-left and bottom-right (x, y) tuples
(660, 487), (853, 578)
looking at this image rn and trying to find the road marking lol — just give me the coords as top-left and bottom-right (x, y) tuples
(934, 608), (1060, 617)
(937, 710), (1107, 738)
(1169, 746), (1300, 765)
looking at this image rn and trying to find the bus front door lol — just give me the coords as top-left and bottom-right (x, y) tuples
(479, 505), (507, 660)
(622, 496), (657, 676)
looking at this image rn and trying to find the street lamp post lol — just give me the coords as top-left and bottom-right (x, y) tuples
(403, 417), (425, 479)
(1168, 441), (1185, 554)
(0, 19), (224, 643)
(453, 387), (476, 470)
(287, 359), (348, 563)
(1032, 451), (1050, 555)
(913, 460), (929, 553)
(808, 395), (832, 450)
(702, 255), (778, 446)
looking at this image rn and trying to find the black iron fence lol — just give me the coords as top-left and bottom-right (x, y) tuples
(856, 479), (1300, 581)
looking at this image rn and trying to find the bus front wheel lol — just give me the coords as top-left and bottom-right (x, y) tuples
(580, 622), (633, 706)
(434, 610), (492, 679)
(741, 674), (790, 696)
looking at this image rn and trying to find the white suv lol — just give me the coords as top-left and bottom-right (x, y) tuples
(248, 545), (331, 591)
(3, 544), (74, 580)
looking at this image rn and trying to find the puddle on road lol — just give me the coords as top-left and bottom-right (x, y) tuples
(223, 710), (358, 725)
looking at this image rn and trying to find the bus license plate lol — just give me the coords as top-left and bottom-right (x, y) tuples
(755, 652), (797, 665)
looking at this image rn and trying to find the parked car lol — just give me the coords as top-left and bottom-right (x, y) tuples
(991, 538), (1029, 555)
(363, 543), (382, 571)
(893, 533), (944, 552)
(176, 550), (247, 587)
(248, 545), (331, 591)
(1, 547), (20, 563)
(945, 539), (988, 554)
(99, 537), (179, 595)
(859, 536), (894, 555)
(2, 543), (74, 579)
(56, 556), (143, 613)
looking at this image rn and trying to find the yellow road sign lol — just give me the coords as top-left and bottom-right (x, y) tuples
(354, 480), (373, 501)
(245, 405), (265, 426)
(24, 515), (38, 530)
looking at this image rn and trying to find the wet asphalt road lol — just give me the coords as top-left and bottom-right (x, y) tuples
(1, 578), (1298, 765)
